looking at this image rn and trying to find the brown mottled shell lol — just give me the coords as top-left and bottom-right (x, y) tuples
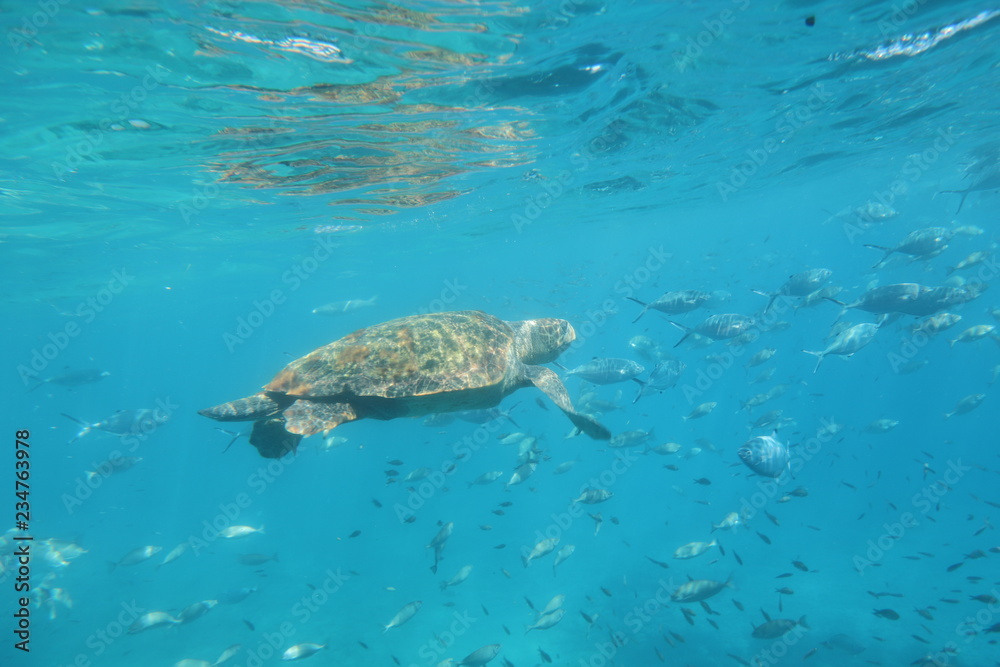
(264, 311), (515, 399)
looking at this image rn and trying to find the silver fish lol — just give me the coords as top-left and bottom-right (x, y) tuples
(28, 368), (110, 392)
(865, 227), (953, 268)
(128, 611), (179, 634)
(754, 269), (832, 312)
(111, 545), (162, 571)
(62, 408), (170, 444)
(567, 358), (645, 384)
(738, 433), (790, 478)
(944, 393), (985, 419)
(177, 600), (218, 624)
(281, 642), (327, 660)
(457, 644), (501, 666)
(671, 314), (755, 348)
(552, 545), (575, 574)
(526, 609), (565, 633)
(803, 323), (879, 373)
(384, 601), (422, 632)
(752, 616), (809, 639)
(627, 290), (713, 321)
(670, 578), (732, 603)
(311, 296), (377, 315)
(632, 361), (685, 403)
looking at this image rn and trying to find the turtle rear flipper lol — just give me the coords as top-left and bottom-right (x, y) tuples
(199, 393), (282, 422)
(523, 365), (610, 440)
(283, 400), (358, 436)
(250, 418), (302, 459)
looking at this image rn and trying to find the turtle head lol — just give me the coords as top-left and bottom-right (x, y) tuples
(512, 318), (576, 364)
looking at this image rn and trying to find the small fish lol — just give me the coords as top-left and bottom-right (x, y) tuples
(27, 367), (110, 392)
(311, 296), (377, 315)
(683, 402), (718, 420)
(111, 545), (162, 571)
(756, 532), (772, 545)
(281, 643), (326, 661)
(873, 608), (900, 620)
(243, 619), (255, 630)
(237, 553), (278, 566)
(219, 525), (264, 539)
(384, 601), (422, 632)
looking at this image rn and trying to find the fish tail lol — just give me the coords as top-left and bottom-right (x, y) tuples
(670, 321), (692, 348)
(863, 244), (892, 268)
(822, 296), (846, 307)
(938, 190), (969, 214)
(802, 350), (823, 374)
(61, 414), (91, 444)
(798, 615), (810, 630)
(626, 297), (647, 323)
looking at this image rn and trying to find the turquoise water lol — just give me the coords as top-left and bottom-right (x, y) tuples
(3, 1), (999, 665)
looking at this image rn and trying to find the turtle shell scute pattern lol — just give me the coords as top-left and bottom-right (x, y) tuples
(264, 311), (515, 400)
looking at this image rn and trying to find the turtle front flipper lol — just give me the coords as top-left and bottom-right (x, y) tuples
(522, 365), (611, 440)
(283, 400), (359, 436)
(199, 393), (283, 422)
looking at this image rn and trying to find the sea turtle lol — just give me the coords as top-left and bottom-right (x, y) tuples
(199, 310), (610, 458)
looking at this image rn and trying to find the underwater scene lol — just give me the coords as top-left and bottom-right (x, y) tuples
(3, 1), (1000, 666)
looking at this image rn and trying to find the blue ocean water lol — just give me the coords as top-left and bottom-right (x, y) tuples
(3, 0), (999, 665)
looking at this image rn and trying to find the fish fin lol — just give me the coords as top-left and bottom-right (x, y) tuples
(626, 297), (648, 323)
(801, 350), (824, 374)
(938, 190), (969, 214)
(215, 428), (245, 453)
(799, 615), (810, 630)
(669, 321), (691, 348)
(863, 244), (892, 268)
